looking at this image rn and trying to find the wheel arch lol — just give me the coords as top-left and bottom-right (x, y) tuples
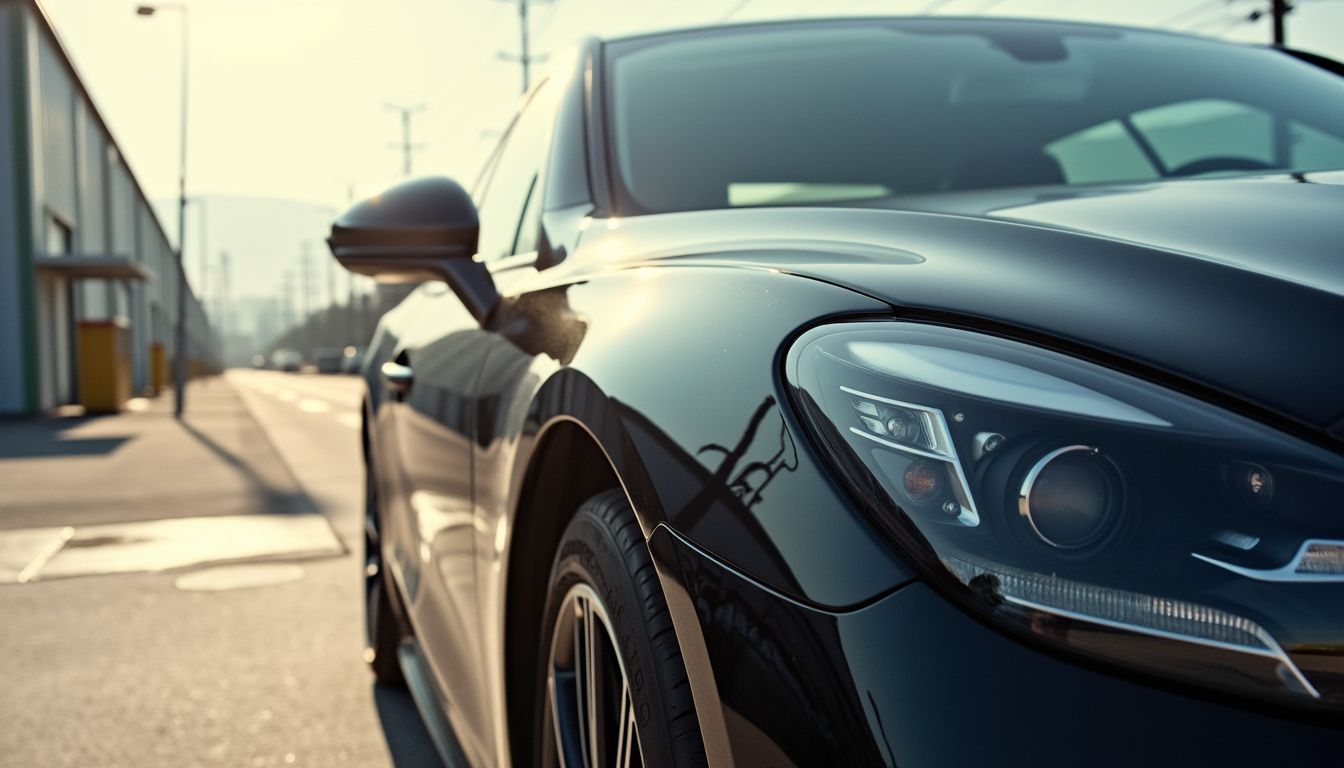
(502, 415), (625, 767)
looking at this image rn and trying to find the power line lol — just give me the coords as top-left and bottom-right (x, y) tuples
(1159, 0), (1233, 27)
(384, 102), (426, 176)
(918, 0), (959, 14)
(1191, 10), (1260, 34)
(1177, 0), (1265, 30)
(721, 0), (752, 21)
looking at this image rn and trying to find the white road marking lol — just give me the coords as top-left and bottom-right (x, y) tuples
(0, 514), (342, 582)
(297, 398), (331, 414)
(16, 526), (74, 583)
(1, 527), (74, 584)
(174, 563), (307, 592)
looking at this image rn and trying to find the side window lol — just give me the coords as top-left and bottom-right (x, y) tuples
(513, 175), (543, 255)
(475, 82), (552, 262)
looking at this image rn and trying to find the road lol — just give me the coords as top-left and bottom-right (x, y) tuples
(0, 370), (441, 768)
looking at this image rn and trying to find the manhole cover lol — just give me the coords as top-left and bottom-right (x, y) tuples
(174, 564), (306, 592)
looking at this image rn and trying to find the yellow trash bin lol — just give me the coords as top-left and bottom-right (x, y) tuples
(150, 342), (168, 394)
(78, 320), (132, 413)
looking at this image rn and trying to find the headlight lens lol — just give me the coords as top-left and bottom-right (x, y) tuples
(788, 322), (1344, 712)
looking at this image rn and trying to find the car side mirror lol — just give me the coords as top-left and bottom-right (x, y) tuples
(327, 176), (500, 325)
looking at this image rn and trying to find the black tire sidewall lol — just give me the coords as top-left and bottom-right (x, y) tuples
(364, 458), (404, 684)
(534, 492), (702, 767)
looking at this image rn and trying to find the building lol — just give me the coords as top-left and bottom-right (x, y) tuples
(0, 0), (214, 415)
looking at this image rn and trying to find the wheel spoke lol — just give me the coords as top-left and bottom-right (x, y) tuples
(615, 681), (637, 768)
(584, 596), (604, 768)
(547, 670), (569, 768)
(548, 585), (641, 768)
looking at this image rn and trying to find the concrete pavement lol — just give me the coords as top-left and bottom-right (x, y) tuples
(0, 372), (439, 767)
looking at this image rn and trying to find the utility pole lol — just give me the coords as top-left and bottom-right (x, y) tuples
(196, 197), (207, 309)
(1270, 0), (1289, 45)
(385, 103), (426, 176)
(300, 244), (312, 352)
(216, 251), (230, 365)
(217, 251), (230, 334)
(497, 0), (553, 94)
(281, 271), (293, 331)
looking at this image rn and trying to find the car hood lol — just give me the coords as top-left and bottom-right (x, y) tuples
(571, 172), (1344, 441)
(889, 170), (1344, 297)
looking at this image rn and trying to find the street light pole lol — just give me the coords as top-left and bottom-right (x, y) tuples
(137, 3), (190, 417)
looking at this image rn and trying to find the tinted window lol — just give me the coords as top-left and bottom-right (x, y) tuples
(475, 82), (552, 261)
(607, 21), (1344, 214)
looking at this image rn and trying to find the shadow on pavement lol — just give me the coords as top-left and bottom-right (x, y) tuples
(374, 682), (444, 767)
(0, 417), (132, 459)
(177, 419), (316, 515)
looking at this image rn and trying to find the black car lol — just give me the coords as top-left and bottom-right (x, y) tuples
(328, 18), (1344, 767)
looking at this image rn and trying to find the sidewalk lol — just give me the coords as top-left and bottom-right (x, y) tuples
(0, 376), (313, 529)
(0, 374), (429, 767)
(0, 376), (342, 583)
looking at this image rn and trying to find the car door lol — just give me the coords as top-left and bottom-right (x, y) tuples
(390, 79), (557, 766)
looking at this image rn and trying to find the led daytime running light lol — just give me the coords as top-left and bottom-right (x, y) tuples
(944, 556), (1320, 698)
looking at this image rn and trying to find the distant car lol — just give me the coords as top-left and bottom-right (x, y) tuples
(270, 348), (303, 372)
(312, 347), (346, 374)
(330, 18), (1344, 768)
(341, 346), (365, 375)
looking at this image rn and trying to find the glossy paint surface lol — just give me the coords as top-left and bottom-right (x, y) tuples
(652, 526), (1344, 766)
(565, 174), (1344, 440)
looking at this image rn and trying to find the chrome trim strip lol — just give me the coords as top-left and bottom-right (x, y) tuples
(486, 251), (538, 274)
(1017, 445), (1097, 548)
(841, 385), (979, 527)
(841, 385), (954, 458)
(1002, 594), (1321, 698)
(1193, 539), (1344, 583)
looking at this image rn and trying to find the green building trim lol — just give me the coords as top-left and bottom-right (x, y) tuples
(8, 4), (38, 411)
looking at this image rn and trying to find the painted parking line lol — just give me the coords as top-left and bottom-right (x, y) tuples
(0, 526), (73, 584)
(0, 514), (342, 583)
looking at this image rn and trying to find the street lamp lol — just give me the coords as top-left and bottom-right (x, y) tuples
(136, 2), (190, 418)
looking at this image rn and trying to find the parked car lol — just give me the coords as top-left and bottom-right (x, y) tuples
(269, 348), (303, 373)
(312, 347), (346, 374)
(329, 18), (1344, 767)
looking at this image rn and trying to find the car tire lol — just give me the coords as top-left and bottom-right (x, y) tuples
(534, 489), (706, 768)
(364, 460), (404, 685)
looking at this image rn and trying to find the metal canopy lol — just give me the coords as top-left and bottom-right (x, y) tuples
(33, 255), (153, 281)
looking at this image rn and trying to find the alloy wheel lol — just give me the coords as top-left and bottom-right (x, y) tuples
(546, 583), (643, 768)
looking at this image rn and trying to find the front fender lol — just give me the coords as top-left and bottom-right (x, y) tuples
(489, 264), (916, 609)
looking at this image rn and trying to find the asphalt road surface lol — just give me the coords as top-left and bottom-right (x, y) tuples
(0, 370), (442, 768)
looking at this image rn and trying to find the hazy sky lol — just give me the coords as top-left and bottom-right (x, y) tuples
(36, 0), (1344, 305)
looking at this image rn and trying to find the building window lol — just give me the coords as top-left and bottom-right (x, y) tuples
(46, 216), (73, 256)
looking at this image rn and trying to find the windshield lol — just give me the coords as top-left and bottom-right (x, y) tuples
(606, 20), (1344, 214)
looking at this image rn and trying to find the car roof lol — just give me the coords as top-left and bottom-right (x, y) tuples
(602, 15), (1255, 50)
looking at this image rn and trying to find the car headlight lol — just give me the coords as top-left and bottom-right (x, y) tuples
(788, 322), (1344, 712)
